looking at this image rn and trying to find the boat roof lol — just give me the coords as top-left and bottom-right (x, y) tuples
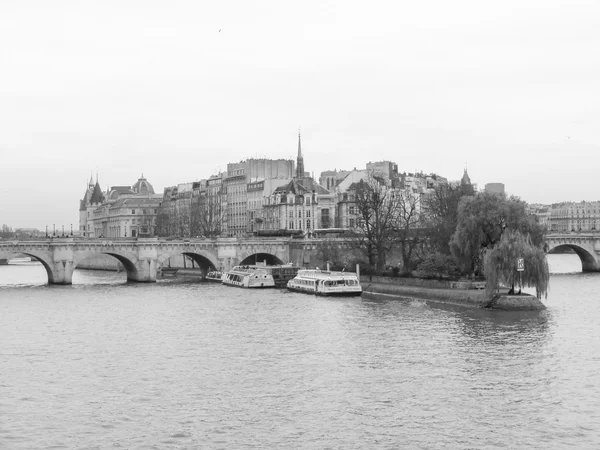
(296, 269), (359, 279)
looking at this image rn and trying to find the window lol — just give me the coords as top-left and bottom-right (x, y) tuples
(289, 211), (293, 218)
(131, 209), (135, 214)
(298, 210), (302, 218)
(306, 219), (311, 229)
(306, 197), (311, 206)
(143, 209), (147, 214)
(349, 206), (355, 215)
(321, 208), (330, 228)
(349, 218), (355, 228)
(289, 221), (294, 229)
(306, 211), (310, 218)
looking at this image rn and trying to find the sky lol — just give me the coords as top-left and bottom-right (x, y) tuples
(2, 0), (600, 230)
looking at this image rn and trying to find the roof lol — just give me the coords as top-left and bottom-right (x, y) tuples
(110, 197), (162, 209)
(89, 182), (105, 204)
(461, 169), (471, 185)
(132, 176), (155, 195)
(273, 177), (330, 196)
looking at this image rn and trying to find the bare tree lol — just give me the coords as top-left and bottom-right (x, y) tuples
(352, 174), (400, 274)
(392, 188), (426, 274)
(190, 194), (224, 237)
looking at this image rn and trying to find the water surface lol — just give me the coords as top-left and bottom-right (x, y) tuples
(1, 254), (599, 449)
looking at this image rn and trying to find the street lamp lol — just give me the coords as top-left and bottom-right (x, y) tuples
(62, 225), (65, 237)
(70, 224), (73, 236)
(45, 225), (48, 238)
(53, 224), (56, 237)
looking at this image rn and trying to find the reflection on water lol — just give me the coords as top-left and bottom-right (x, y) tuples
(0, 254), (599, 448)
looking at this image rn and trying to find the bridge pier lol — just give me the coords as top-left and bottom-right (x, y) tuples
(49, 260), (75, 285)
(127, 259), (158, 283)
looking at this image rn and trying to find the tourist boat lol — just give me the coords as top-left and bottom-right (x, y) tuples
(222, 265), (276, 288)
(287, 269), (362, 296)
(159, 267), (179, 277)
(205, 270), (223, 282)
(259, 264), (299, 287)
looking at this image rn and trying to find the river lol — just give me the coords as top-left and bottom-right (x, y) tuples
(1, 254), (599, 449)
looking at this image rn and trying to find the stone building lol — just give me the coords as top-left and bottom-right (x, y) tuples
(262, 134), (334, 233)
(79, 175), (105, 237)
(484, 182), (505, 195)
(80, 174), (162, 238)
(548, 201), (600, 232)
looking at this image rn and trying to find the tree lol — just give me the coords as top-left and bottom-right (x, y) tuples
(353, 175), (399, 274)
(483, 229), (549, 299)
(391, 188), (427, 274)
(190, 194), (224, 238)
(155, 211), (171, 237)
(450, 192), (546, 274)
(352, 173), (426, 275)
(1, 224), (15, 239)
(422, 182), (474, 255)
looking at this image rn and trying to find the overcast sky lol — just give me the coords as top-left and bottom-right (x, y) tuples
(2, 0), (600, 230)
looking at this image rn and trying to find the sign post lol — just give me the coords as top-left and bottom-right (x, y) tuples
(517, 257), (524, 293)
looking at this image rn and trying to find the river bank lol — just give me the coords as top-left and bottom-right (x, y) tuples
(360, 275), (546, 310)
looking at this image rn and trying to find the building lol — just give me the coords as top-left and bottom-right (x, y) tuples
(80, 174), (162, 238)
(262, 134), (334, 233)
(366, 161), (398, 183)
(484, 183), (505, 195)
(79, 175), (105, 237)
(319, 169), (351, 191)
(548, 201), (600, 232)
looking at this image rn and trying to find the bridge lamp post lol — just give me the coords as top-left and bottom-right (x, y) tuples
(45, 225), (48, 238)
(70, 224), (73, 236)
(53, 224), (55, 237)
(62, 225), (65, 237)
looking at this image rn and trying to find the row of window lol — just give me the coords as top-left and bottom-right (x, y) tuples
(288, 220), (312, 229)
(289, 210), (311, 218)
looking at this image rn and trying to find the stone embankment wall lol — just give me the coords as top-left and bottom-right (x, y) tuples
(361, 280), (490, 308)
(361, 275), (485, 290)
(360, 276), (546, 310)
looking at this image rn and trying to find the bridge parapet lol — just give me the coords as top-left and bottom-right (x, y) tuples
(0, 237), (321, 284)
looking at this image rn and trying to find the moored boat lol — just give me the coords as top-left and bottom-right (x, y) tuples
(205, 270), (223, 282)
(287, 269), (362, 296)
(259, 264), (299, 287)
(222, 265), (276, 288)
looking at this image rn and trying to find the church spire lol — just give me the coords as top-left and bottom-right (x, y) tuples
(296, 129), (304, 179)
(461, 165), (471, 186)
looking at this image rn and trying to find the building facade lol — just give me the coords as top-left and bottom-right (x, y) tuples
(79, 175), (162, 238)
(547, 201), (600, 232)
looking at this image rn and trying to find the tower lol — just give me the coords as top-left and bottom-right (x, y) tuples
(461, 166), (471, 186)
(296, 131), (304, 179)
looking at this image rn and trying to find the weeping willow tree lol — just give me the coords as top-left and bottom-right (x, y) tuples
(483, 229), (549, 299)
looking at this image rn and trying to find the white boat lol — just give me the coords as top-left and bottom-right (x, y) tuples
(287, 269), (362, 296)
(205, 270), (223, 282)
(222, 265), (276, 288)
(256, 264), (299, 287)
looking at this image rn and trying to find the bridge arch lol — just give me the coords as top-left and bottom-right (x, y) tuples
(73, 250), (141, 283)
(238, 252), (284, 266)
(157, 250), (220, 274)
(5, 251), (57, 284)
(547, 243), (599, 272)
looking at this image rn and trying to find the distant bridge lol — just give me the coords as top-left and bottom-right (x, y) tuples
(546, 233), (600, 272)
(0, 237), (356, 285)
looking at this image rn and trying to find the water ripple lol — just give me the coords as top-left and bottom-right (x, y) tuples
(1, 256), (600, 448)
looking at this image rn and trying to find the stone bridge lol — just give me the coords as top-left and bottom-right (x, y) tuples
(546, 233), (600, 272)
(0, 237), (356, 284)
